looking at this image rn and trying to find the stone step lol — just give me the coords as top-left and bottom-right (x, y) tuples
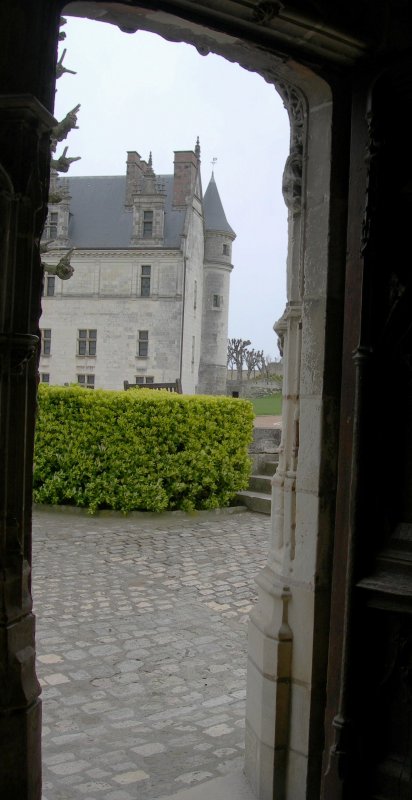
(249, 474), (272, 494)
(249, 426), (281, 455)
(235, 490), (271, 515)
(258, 458), (279, 476)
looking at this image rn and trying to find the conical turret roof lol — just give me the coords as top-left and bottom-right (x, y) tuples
(203, 173), (235, 237)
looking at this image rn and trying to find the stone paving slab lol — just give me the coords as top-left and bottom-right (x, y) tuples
(156, 770), (255, 800)
(253, 415), (282, 429)
(32, 508), (270, 800)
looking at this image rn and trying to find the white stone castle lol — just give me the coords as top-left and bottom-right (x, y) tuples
(40, 141), (235, 394)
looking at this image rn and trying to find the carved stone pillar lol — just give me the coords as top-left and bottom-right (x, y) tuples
(0, 94), (55, 800)
(245, 81), (306, 800)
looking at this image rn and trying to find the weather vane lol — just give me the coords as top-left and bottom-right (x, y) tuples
(211, 157), (218, 170)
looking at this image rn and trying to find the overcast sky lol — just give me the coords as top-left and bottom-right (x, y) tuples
(54, 15), (290, 358)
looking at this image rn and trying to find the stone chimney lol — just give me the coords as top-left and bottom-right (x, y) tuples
(172, 150), (198, 207)
(125, 151), (145, 207)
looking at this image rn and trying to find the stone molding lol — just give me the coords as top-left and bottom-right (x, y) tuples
(0, 93), (56, 130)
(42, 248), (182, 258)
(203, 260), (234, 273)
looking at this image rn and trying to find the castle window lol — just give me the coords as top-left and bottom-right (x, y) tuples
(78, 329), (97, 356)
(50, 213), (58, 239)
(77, 374), (95, 389)
(41, 329), (51, 356)
(135, 375), (154, 384)
(143, 210), (153, 238)
(46, 275), (55, 296)
(191, 336), (195, 373)
(40, 373), (50, 383)
(212, 294), (221, 309)
(194, 280), (197, 310)
(141, 265), (151, 296)
(47, 211), (58, 240)
(138, 330), (149, 358)
(223, 244), (230, 256)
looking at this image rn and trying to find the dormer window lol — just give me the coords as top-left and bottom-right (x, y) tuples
(45, 211), (58, 241)
(143, 210), (153, 238)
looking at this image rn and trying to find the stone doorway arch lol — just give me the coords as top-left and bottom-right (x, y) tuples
(0, 3), (354, 799)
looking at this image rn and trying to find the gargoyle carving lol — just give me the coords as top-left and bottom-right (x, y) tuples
(52, 104), (80, 144)
(41, 248), (75, 280)
(51, 146), (81, 173)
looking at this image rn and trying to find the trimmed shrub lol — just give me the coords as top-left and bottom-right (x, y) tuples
(33, 386), (254, 513)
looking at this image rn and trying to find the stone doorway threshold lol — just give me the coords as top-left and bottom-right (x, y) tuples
(157, 770), (255, 800)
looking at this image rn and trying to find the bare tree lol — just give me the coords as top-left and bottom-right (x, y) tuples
(256, 352), (283, 389)
(256, 351), (270, 380)
(244, 347), (264, 379)
(227, 338), (251, 382)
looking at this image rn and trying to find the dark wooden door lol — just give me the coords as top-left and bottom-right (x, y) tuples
(322, 59), (412, 800)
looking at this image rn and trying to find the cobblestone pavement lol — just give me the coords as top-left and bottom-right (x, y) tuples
(32, 508), (270, 800)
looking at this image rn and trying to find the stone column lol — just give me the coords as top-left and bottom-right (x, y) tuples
(245, 81), (306, 800)
(245, 75), (339, 800)
(0, 94), (56, 799)
(0, 1), (60, 792)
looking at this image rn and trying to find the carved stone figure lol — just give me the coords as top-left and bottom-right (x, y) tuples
(55, 249), (74, 279)
(59, 16), (67, 41)
(51, 146), (81, 173)
(41, 248), (74, 280)
(56, 49), (76, 79)
(51, 104), (80, 143)
(282, 145), (303, 212)
(253, 1), (284, 23)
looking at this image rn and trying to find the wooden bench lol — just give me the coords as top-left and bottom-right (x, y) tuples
(123, 378), (182, 394)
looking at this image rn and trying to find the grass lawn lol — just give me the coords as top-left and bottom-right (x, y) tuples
(251, 393), (282, 416)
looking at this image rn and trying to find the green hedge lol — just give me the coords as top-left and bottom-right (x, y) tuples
(33, 386), (254, 513)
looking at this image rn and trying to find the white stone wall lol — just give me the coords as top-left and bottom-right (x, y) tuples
(179, 195), (205, 394)
(40, 168), (232, 396)
(40, 251), (185, 390)
(198, 231), (233, 394)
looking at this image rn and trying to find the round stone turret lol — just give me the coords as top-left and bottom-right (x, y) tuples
(198, 173), (236, 395)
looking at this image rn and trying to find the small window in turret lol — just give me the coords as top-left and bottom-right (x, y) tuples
(223, 244), (230, 256)
(212, 294), (221, 309)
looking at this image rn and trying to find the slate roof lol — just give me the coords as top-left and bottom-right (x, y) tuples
(203, 174), (235, 236)
(67, 175), (186, 249)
